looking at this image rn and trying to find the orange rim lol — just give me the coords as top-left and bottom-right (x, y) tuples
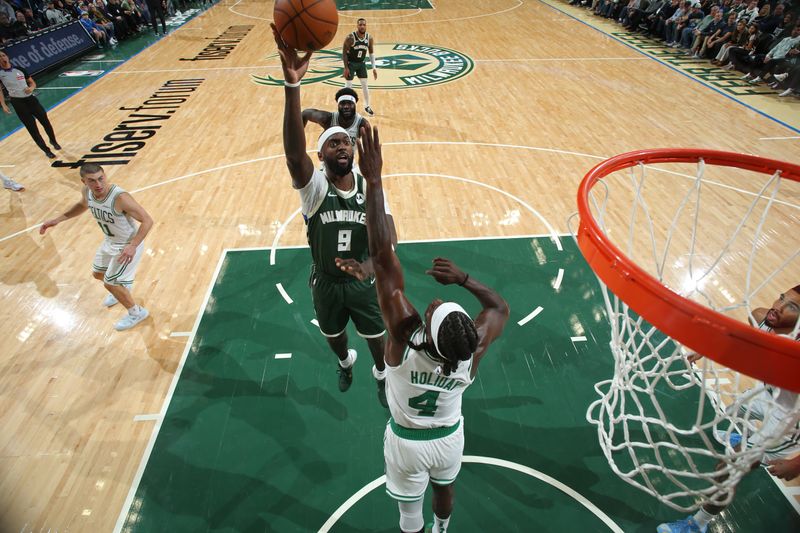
(576, 149), (800, 393)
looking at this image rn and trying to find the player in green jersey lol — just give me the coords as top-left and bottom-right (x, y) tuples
(272, 23), (396, 407)
(342, 18), (377, 116)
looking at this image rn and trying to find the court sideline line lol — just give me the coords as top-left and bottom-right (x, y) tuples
(112, 249), (228, 533)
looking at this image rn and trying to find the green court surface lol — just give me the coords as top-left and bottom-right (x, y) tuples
(120, 237), (799, 532)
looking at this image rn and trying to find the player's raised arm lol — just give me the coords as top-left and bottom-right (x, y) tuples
(426, 258), (509, 375)
(271, 23), (315, 189)
(359, 124), (420, 347)
(301, 108), (333, 129)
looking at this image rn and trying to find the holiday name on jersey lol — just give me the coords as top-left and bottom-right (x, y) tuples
(410, 371), (462, 391)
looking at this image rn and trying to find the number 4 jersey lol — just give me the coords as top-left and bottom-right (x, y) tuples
(86, 185), (138, 246)
(387, 327), (475, 429)
(300, 167), (390, 280)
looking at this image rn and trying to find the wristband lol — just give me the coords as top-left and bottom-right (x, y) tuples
(459, 273), (469, 286)
(284, 80), (301, 88)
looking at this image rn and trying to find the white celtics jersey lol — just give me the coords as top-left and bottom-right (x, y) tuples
(386, 327), (474, 429)
(331, 111), (364, 145)
(87, 185), (138, 246)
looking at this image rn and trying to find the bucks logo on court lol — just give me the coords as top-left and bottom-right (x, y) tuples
(253, 43), (473, 89)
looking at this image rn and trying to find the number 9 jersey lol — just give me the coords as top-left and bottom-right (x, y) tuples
(300, 167), (390, 280)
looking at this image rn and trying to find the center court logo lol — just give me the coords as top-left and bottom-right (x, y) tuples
(252, 43), (474, 89)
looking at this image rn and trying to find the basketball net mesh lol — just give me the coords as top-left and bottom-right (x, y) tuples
(579, 158), (800, 512)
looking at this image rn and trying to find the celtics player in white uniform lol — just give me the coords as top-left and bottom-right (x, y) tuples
(357, 124), (510, 533)
(273, 25), (396, 406)
(342, 18), (377, 116)
(660, 286), (800, 533)
(40, 163), (152, 331)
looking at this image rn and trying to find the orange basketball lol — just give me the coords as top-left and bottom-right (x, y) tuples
(274, 0), (339, 52)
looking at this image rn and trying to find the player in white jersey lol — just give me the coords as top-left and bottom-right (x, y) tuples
(358, 123), (510, 533)
(40, 163), (153, 331)
(302, 87), (368, 175)
(302, 87), (370, 146)
(659, 286), (800, 533)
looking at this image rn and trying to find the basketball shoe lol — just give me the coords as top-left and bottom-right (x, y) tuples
(338, 349), (357, 392)
(657, 516), (708, 533)
(114, 307), (149, 331)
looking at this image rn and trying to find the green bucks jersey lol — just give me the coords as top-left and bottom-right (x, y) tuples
(304, 169), (370, 280)
(347, 31), (370, 64)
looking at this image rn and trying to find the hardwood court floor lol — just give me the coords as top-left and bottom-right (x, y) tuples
(0, 1), (798, 531)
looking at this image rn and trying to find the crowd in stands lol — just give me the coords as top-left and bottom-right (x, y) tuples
(0, 0), (213, 47)
(565, 0), (800, 97)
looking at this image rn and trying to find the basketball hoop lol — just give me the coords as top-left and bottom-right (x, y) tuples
(574, 148), (800, 512)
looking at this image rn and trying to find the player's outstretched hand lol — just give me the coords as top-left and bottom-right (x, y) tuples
(335, 257), (370, 281)
(767, 457), (800, 481)
(119, 243), (136, 265)
(687, 352), (704, 364)
(357, 123), (382, 185)
(426, 257), (468, 286)
(39, 219), (59, 235)
(270, 23), (312, 84)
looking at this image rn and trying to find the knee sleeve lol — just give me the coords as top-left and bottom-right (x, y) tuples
(398, 499), (424, 533)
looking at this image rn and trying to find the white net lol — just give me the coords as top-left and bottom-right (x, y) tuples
(577, 155), (800, 512)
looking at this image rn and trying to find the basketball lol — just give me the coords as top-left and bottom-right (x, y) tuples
(273, 0), (339, 52)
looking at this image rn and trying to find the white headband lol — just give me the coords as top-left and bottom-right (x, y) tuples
(430, 302), (469, 358)
(317, 126), (350, 152)
(337, 95), (356, 104)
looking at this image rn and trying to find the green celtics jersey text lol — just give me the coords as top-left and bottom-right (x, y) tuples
(304, 170), (370, 280)
(347, 31), (370, 63)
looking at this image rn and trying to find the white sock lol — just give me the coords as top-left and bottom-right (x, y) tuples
(339, 350), (354, 368)
(345, 79), (352, 89)
(373, 365), (386, 380)
(693, 508), (714, 528)
(432, 514), (450, 533)
(359, 78), (370, 107)
(128, 304), (141, 316)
